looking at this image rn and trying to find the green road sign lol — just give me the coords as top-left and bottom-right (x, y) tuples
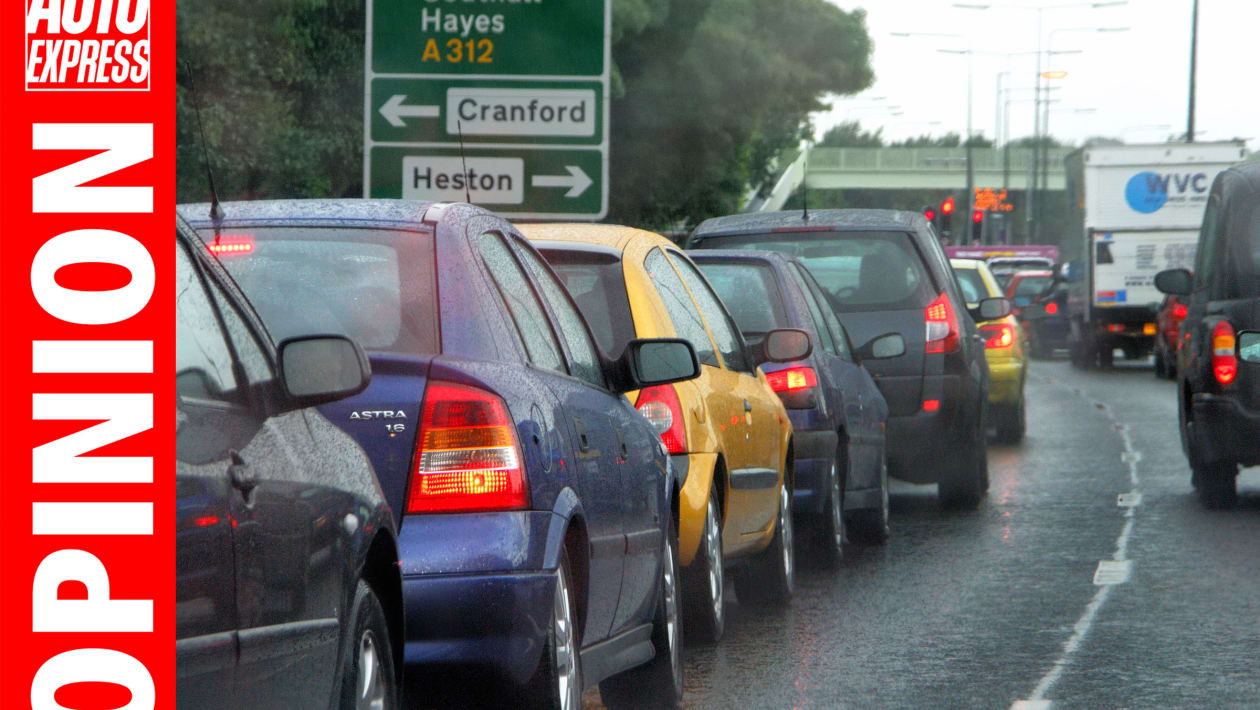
(368, 146), (605, 220)
(363, 0), (610, 219)
(370, 0), (604, 77)
(370, 78), (604, 145)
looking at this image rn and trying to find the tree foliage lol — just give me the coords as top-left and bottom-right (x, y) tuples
(175, 0), (875, 227)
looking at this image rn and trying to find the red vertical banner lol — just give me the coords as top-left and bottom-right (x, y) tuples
(2, 0), (173, 708)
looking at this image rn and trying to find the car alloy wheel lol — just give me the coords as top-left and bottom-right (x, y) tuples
(703, 496), (724, 620)
(829, 461), (844, 549)
(663, 528), (682, 687)
(553, 565), (578, 710)
(354, 630), (387, 710)
(779, 485), (794, 587)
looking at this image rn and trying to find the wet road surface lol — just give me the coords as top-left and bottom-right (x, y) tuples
(585, 358), (1260, 709)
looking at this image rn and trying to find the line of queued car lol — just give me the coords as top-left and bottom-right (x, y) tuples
(175, 200), (1018, 709)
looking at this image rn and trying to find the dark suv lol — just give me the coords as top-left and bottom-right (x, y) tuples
(689, 210), (1010, 508)
(1155, 160), (1260, 507)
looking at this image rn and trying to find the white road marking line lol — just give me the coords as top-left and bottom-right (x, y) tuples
(1093, 559), (1133, 585)
(1117, 492), (1142, 508)
(1012, 390), (1143, 709)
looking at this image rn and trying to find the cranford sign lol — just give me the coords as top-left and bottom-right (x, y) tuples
(363, 0), (611, 219)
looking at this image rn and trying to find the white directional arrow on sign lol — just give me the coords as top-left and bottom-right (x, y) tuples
(531, 165), (593, 198)
(379, 94), (440, 128)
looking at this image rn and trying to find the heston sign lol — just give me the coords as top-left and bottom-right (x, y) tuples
(363, 0), (611, 219)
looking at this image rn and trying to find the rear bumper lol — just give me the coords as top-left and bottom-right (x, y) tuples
(397, 511), (557, 686)
(986, 358), (1024, 406)
(885, 375), (967, 484)
(1031, 318), (1070, 346)
(1192, 393), (1260, 467)
(791, 429), (838, 516)
(402, 570), (553, 687)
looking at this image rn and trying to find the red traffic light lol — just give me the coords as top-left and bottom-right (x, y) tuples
(941, 197), (955, 215)
(972, 209), (984, 223)
(924, 207), (937, 221)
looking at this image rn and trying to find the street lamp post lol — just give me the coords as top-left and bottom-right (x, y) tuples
(953, 1), (1128, 242)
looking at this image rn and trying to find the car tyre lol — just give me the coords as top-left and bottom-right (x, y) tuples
(682, 490), (725, 644)
(337, 580), (399, 710)
(1154, 348), (1169, 379)
(733, 482), (795, 606)
(600, 513), (684, 710)
(994, 397), (1026, 445)
(523, 551), (580, 710)
(940, 418), (987, 510)
(813, 454), (846, 566)
(849, 456), (890, 545)
(1196, 460), (1238, 509)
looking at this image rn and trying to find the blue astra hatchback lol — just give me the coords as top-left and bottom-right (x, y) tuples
(178, 200), (701, 710)
(689, 250), (898, 559)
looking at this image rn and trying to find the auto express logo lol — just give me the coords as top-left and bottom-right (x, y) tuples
(1124, 170), (1211, 214)
(25, 0), (150, 90)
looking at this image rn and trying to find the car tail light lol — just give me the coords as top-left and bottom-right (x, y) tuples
(980, 323), (1016, 349)
(1212, 321), (1237, 386)
(924, 292), (960, 354)
(407, 381), (528, 514)
(1107, 324), (1126, 334)
(923, 399), (940, 412)
(1044, 302), (1059, 315)
(207, 235), (254, 256)
(636, 385), (686, 454)
(1172, 303), (1188, 321)
(765, 366), (818, 392)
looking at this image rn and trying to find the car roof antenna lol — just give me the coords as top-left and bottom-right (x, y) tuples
(457, 120), (472, 204)
(801, 141), (811, 222)
(182, 60), (226, 238)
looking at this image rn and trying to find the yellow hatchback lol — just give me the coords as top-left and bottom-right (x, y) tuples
(951, 258), (1028, 443)
(524, 224), (803, 644)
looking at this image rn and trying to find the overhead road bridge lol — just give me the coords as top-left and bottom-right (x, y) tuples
(750, 146), (1071, 213)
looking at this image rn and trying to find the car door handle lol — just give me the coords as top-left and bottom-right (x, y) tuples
(573, 418), (591, 452)
(228, 450), (257, 494)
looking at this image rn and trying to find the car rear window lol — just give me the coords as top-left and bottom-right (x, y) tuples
(1012, 276), (1053, 298)
(953, 268), (988, 306)
(202, 226), (438, 355)
(692, 261), (788, 336)
(540, 248), (635, 358)
(693, 231), (933, 313)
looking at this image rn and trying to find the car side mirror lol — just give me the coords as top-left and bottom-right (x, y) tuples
(1237, 331), (1260, 364)
(857, 332), (906, 361)
(621, 338), (700, 391)
(761, 328), (812, 364)
(975, 297), (1012, 321)
(278, 335), (371, 408)
(1154, 268), (1193, 296)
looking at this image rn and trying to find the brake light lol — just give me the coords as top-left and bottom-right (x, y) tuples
(1044, 302), (1059, 315)
(636, 385), (686, 454)
(923, 399), (941, 412)
(980, 323), (1016, 349)
(407, 381), (528, 513)
(1212, 321), (1237, 386)
(924, 292), (960, 354)
(1172, 303), (1188, 321)
(766, 366), (818, 392)
(207, 235), (254, 256)
(1107, 324), (1126, 334)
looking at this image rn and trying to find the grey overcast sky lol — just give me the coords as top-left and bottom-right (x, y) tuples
(816, 0), (1258, 150)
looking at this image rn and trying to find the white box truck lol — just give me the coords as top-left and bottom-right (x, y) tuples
(1062, 142), (1246, 367)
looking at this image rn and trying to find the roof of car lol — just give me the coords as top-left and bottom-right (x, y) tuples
(1010, 270), (1054, 278)
(517, 223), (673, 251)
(176, 198), (471, 230)
(949, 258), (985, 269)
(1223, 159), (1260, 193)
(687, 249), (793, 265)
(691, 209), (927, 238)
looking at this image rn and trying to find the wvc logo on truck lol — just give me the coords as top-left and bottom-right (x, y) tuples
(1124, 170), (1210, 214)
(25, 0), (150, 90)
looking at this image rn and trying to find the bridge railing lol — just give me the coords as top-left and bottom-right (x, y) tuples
(807, 146), (1071, 173)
